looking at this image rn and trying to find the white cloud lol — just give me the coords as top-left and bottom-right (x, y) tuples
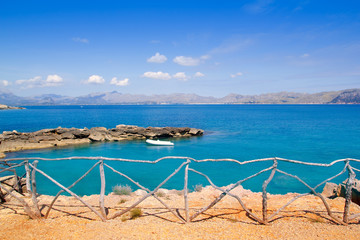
(194, 72), (205, 78)
(44, 74), (63, 86)
(173, 72), (190, 81)
(301, 53), (310, 58)
(147, 52), (167, 63)
(15, 75), (64, 88)
(142, 71), (172, 80)
(173, 55), (210, 66)
(85, 75), (105, 84)
(173, 56), (201, 66)
(16, 76), (42, 86)
(110, 77), (129, 86)
(46, 74), (63, 83)
(230, 72), (243, 78)
(72, 37), (89, 43)
(15, 75), (63, 88)
(1, 80), (10, 87)
(200, 55), (211, 60)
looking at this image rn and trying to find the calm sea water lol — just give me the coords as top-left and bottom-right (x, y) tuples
(1, 105), (360, 195)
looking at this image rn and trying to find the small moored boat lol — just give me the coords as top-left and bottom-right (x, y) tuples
(146, 139), (174, 146)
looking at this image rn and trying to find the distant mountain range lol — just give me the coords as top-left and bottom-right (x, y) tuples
(1, 89), (360, 106)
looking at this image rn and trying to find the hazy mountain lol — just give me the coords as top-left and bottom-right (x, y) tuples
(0, 89), (35, 105)
(0, 89), (359, 106)
(220, 91), (343, 104)
(32, 94), (75, 105)
(330, 89), (360, 104)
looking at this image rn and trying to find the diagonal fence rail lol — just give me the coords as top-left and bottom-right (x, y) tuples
(1, 156), (360, 225)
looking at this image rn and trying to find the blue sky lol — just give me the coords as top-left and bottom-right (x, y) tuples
(0, 0), (360, 97)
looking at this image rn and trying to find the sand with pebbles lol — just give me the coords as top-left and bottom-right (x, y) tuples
(1, 185), (360, 239)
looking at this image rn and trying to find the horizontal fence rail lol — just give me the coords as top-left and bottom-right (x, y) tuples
(1, 156), (360, 225)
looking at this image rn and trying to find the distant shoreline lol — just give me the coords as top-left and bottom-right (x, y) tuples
(6, 103), (360, 108)
(1, 88), (360, 105)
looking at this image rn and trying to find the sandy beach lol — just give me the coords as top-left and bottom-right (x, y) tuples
(1, 185), (360, 239)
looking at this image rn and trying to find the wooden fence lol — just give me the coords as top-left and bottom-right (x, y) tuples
(0, 156), (360, 225)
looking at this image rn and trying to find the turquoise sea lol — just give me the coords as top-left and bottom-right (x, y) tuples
(1, 105), (360, 195)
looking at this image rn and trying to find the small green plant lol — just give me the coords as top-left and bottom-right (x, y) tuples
(155, 190), (166, 197)
(112, 184), (132, 195)
(193, 184), (203, 192)
(309, 216), (325, 223)
(227, 217), (238, 223)
(175, 190), (184, 196)
(118, 199), (127, 204)
(121, 215), (128, 222)
(130, 208), (142, 219)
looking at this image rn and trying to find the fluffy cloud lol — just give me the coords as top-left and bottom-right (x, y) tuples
(173, 55), (210, 66)
(173, 56), (200, 66)
(85, 75), (105, 84)
(194, 72), (205, 77)
(142, 71), (171, 80)
(173, 72), (189, 81)
(110, 77), (129, 86)
(230, 72), (243, 78)
(147, 52), (167, 63)
(1, 80), (10, 87)
(45, 74), (63, 86)
(72, 37), (89, 43)
(16, 76), (42, 87)
(16, 75), (63, 88)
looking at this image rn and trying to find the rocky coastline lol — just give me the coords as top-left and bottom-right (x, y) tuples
(0, 124), (204, 158)
(0, 104), (24, 110)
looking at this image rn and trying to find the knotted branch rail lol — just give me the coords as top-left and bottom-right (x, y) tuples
(1, 156), (360, 225)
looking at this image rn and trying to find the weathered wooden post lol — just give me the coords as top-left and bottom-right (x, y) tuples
(262, 158), (277, 224)
(0, 186), (6, 202)
(12, 168), (23, 194)
(109, 160), (189, 220)
(343, 160), (355, 223)
(25, 160), (32, 193)
(31, 160), (42, 217)
(0, 181), (38, 219)
(183, 159), (190, 223)
(99, 159), (107, 219)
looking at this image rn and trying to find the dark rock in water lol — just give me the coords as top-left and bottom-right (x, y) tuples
(0, 124), (204, 158)
(72, 129), (90, 138)
(61, 132), (76, 139)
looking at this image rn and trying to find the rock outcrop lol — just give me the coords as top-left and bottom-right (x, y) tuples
(0, 175), (27, 202)
(322, 179), (360, 205)
(0, 104), (24, 110)
(0, 125), (204, 158)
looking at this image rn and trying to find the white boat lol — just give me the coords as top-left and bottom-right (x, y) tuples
(146, 139), (174, 146)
